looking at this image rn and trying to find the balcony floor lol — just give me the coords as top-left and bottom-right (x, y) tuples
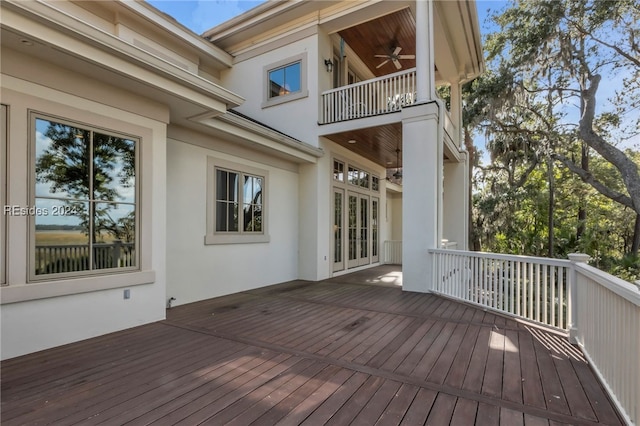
(1, 266), (623, 425)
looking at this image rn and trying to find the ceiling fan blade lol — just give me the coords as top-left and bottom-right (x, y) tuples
(392, 46), (402, 56)
(376, 59), (390, 69)
(393, 59), (402, 70)
(398, 55), (415, 59)
(374, 55), (389, 58)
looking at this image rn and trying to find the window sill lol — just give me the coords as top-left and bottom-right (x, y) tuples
(261, 90), (309, 109)
(0, 270), (156, 304)
(204, 233), (271, 245)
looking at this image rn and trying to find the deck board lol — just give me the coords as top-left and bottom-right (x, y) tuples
(0, 266), (623, 425)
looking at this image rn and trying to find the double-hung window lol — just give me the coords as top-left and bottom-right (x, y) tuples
(32, 113), (138, 278)
(206, 158), (269, 244)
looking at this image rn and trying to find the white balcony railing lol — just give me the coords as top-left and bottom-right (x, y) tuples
(429, 248), (639, 425)
(320, 68), (416, 124)
(430, 249), (571, 330)
(572, 261), (640, 426)
(383, 240), (402, 265)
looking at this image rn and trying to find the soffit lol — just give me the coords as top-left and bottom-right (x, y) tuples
(324, 123), (403, 169)
(1, 1), (244, 119)
(338, 8), (416, 78)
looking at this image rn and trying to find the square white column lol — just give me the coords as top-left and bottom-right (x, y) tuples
(402, 102), (442, 292)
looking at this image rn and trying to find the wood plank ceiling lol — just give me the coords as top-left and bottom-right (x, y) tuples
(338, 8), (416, 77)
(325, 123), (403, 169)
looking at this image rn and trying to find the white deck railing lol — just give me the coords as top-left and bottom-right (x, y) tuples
(383, 240), (402, 265)
(35, 242), (135, 274)
(429, 248), (639, 425)
(571, 261), (640, 426)
(320, 68), (416, 124)
(430, 249), (571, 330)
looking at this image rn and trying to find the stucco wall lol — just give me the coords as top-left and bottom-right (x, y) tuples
(165, 138), (300, 305)
(0, 61), (167, 360)
(220, 34), (322, 146)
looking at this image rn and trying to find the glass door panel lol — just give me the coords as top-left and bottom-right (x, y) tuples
(372, 198), (379, 263)
(333, 188), (344, 272)
(347, 192), (371, 268)
(347, 193), (358, 268)
(359, 196), (369, 266)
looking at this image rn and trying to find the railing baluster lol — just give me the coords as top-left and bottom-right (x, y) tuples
(557, 268), (565, 328)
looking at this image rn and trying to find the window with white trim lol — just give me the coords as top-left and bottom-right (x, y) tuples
(206, 157), (269, 244)
(31, 113), (139, 279)
(262, 53), (308, 108)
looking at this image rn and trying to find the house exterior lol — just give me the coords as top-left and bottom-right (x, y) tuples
(0, 0), (482, 360)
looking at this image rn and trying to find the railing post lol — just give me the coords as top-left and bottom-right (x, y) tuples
(113, 240), (122, 268)
(568, 253), (591, 344)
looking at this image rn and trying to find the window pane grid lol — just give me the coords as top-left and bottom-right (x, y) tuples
(34, 116), (137, 277)
(215, 169), (263, 234)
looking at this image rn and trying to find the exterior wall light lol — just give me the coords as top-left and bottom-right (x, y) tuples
(324, 59), (333, 73)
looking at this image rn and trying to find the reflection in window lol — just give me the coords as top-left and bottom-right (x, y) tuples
(215, 168), (263, 234)
(348, 167), (359, 186)
(1, 105), (6, 284)
(215, 170), (239, 232)
(333, 160), (344, 182)
(268, 62), (301, 98)
(33, 116), (137, 276)
(243, 175), (263, 232)
(372, 176), (379, 192)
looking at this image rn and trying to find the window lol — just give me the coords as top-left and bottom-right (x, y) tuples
(31, 114), (138, 278)
(262, 53), (308, 108)
(372, 176), (380, 192)
(333, 160), (344, 182)
(1, 105), (6, 285)
(215, 169), (263, 233)
(206, 157), (269, 244)
(268, 62), (301, 99)
(347, 165), (370, 188)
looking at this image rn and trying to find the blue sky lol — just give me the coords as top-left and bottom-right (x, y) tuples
(147, 0), (506, 36)
(147, 0), (265, 34)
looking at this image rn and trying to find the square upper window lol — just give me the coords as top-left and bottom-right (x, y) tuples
(268, 62), (301, 98)
(262, 53), (308, 108)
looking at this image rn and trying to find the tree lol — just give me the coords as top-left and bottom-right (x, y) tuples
(36, 120), (136, 244)
(470, 0), (640, 256)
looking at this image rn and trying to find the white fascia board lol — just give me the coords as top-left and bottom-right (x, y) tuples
(121, 0), (233, 68)
(202, 1), (297, 40)
(192, 112), (324, 164)
(2, 1), (244, 111)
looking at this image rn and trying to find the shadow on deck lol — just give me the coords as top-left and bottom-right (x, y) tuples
(0, 266), (623, 425)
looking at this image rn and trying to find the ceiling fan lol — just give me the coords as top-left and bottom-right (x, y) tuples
(375, 46), (415, 70)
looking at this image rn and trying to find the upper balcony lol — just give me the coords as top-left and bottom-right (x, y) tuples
(320, 68), (417, 125)
(318, 67), (461, 172)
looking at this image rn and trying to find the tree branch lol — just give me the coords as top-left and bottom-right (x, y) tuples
(553, 153), (634, 209)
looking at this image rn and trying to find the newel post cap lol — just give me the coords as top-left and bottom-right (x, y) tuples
(568, 253), (591, 263)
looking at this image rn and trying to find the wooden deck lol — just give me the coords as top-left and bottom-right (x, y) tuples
(1, 266), (623, 425)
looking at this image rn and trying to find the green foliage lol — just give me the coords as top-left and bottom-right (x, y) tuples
(467, 0), (640, 282)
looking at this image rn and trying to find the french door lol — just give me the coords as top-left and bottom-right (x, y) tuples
(333, 189), (380, 272)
